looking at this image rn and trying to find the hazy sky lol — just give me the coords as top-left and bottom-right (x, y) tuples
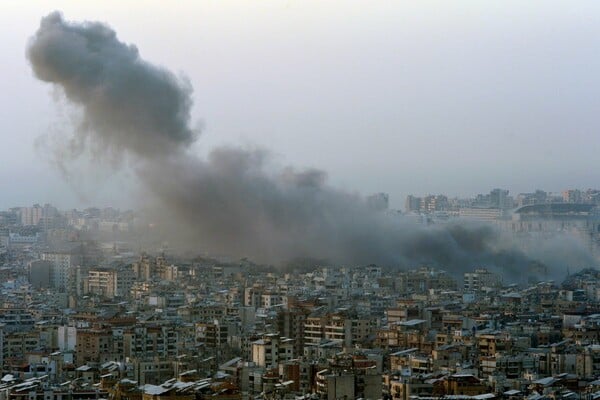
(2, 1), (600, 210)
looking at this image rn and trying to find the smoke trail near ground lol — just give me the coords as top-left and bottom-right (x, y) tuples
(27, 12), (595, 279)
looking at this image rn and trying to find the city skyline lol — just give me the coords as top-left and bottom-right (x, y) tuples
(2, 4), (600, 398)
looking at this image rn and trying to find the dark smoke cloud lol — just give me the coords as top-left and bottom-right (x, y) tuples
(27, 12), (596, 280)
(27, 11), (195, 158)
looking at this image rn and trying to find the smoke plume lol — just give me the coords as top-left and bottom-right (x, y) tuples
(27, 12), (595, 279)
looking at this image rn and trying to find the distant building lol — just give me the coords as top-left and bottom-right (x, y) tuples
(470, 188), (512, 211)
(464, 268), (501, 292)
(315, 354), (381, 400)
(458, 207), (503, 221)
(41, 247), (82, 291)
(405, 194), (449, 214)
(367, 193), (389, 212)
(421, 195), (448, 213)
(490, 188), (511, 209)
(28, 260), (53, 288)
(0, 308), (36, 333)
(195, 320), (230, 349)
(405, 195), (421, 213)
(20, 204), (43, 226)
(516, 190), (553, 206)
(8, 232), (41, 246)
(563, 189), (583, 203)
(251, 333), (295, 368)
(86, 267), (135, 298)
(58, 325), (77, 351)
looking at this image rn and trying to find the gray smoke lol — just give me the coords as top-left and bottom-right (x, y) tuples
(27, 12), (595, 279)
(27, 11), (195, 159)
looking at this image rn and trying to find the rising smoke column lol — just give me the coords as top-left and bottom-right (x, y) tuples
(27, 11), (195, 158)
(27, 12), (594, 278)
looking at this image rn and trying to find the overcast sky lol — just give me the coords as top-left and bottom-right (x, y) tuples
(2, 1), (600, 210)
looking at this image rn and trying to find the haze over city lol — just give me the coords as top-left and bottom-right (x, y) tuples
(8, 4), (593, 273)
(2, 1), (600, 209)
(3, 3), (600, 400)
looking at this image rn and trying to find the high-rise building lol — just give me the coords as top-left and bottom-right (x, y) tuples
(562, 189), (583, 203)
(490, 188), (510, 209)
(28, 260), (53, 288)
(516, 190), (548, 207)
(420, 195), (448, 213)
(367, 193), (389, 212)
(86, 267), (134, 298)
(20, 204), (44, 226)
(251, 333), (295, 368)
(41, 248), (81, 291)
(463, 268), (501, 292)
(405, 195), (421, 213)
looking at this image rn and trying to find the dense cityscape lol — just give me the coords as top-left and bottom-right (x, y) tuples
(4, 3), (600, 400)
(0, 186), (598, 399)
